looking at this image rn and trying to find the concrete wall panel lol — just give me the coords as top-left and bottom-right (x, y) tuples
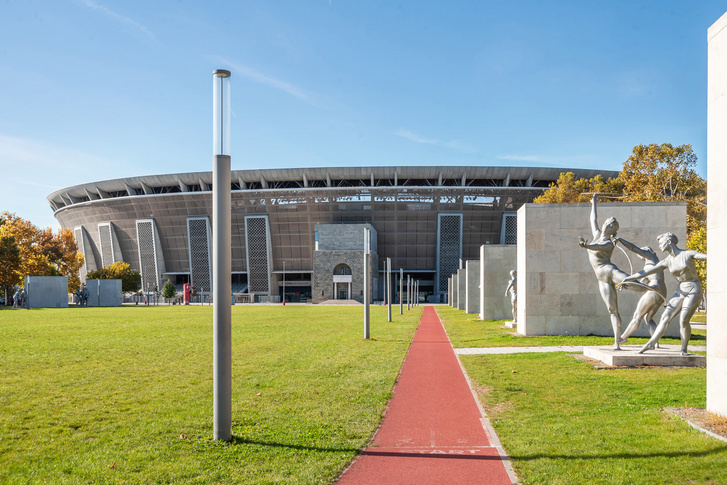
(25, 276), (68, 308)
(465, 260), (480, 314)
(85, 279), (122, 307)
(482, 245), (517, 320)
(518, 202), (687, 338)
(708, 11), (727, 417)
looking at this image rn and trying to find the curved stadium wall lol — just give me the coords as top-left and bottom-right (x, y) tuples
(47, 166), (617, 303)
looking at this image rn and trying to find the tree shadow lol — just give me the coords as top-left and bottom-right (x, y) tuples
(509, 445), (727, 461)
(227, 436), (359, 454)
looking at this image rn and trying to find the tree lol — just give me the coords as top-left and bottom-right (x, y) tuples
(620, 144), (706, 236)
(535, 143), (708, 288)
(535, 144), (705, 236)
(87, 261), (141, 293)
(686, 224), (707, 292)
(0, 212), (84, 292)
(161, 279), (177, 302)
(533, 173), (624, 203)
(0, 235), (21, 305)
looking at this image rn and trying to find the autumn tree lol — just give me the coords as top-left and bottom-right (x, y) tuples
(0, 212), (84, 292)
(687, 224), (707, 292)
(0, 235), (21, 305)
(87, 261), (141, 293)
(534, 143), (707, 289)
(533, 173), (624, 203)
(620, 143), (706, 236)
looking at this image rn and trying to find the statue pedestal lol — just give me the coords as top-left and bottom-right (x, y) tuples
(583, 346), (705, 367)
(503, 321), (517, 329)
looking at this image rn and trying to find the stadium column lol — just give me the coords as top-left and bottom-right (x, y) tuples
(212, 69), (232, 441)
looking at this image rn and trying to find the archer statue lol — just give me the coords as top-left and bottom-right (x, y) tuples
(578, 194), (650, 349)
(619, 232), (706, 355)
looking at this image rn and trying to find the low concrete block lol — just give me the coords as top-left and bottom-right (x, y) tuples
(86, 279), (122, 307)
(583, 346), (705, 367)
(25, 276), (68, 308)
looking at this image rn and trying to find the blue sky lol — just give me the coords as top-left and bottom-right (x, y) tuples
(1, 1), (725, 230)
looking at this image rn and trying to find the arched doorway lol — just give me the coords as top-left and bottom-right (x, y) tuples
(333, 264), (352, 300)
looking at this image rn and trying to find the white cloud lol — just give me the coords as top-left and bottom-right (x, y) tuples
(394, 129), (476, 153)
(496, 153), (606, 169)
(394, 129), (438, 145)
(77, 0), (155, 40)
(496, 154), (548, 163)
(211, 56), (312, 103)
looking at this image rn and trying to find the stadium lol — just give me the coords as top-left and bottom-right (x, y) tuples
(46, 165), (617, 303)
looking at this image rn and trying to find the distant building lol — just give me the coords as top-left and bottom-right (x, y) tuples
(47, 165), (616, 302)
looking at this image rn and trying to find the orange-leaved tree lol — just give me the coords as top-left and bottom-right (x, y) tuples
(0, 212), (84, 292)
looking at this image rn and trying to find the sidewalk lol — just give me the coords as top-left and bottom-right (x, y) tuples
(336, 306), (516, 485)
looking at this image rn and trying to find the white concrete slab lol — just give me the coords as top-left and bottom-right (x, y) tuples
(583, 345), (705, 367)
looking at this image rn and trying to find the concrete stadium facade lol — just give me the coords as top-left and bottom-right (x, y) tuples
(47, 166), (617, 303)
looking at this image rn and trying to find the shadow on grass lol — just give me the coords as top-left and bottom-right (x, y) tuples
(195, 436), (360, 454)
(509, 444), (727, 461)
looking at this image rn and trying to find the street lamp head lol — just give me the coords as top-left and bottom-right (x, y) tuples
(213, 70), (231, 156)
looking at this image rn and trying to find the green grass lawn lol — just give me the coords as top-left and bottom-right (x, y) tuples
(460, 352), (726, 485)
(436, 307), (724, 485)
(0, 305), (422, 484)
(437, 305), (707, 349)
(691, 311), (707, 324)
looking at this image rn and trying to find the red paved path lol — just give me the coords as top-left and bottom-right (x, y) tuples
(336, 306), (516, 485)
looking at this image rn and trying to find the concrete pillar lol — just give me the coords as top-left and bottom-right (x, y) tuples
(466, 259), (480, 314)
(479, 245), (485, 320)
(708, 12), (727, 417)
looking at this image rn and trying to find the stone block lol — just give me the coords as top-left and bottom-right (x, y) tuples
(457, 271), (466, 311)
(546, 315), (580, 336)
(542, 273), (579, 295)
(583, 346), (706, 367)
(465, 260), (480, 314)
(86, 279), (122, 307)
(481, 244), (516, 320)
(24, 276), (68, 308)
(526, 250), (561, 274)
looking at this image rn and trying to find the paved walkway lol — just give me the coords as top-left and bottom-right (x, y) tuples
(336, 306), (516, 485)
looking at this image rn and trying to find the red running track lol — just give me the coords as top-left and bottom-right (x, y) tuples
(336, 306), (516, 485)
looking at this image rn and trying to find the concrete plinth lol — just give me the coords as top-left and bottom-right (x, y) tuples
(583, 346), (705, 367)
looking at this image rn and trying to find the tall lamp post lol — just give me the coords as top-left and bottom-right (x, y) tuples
(386, 257), (392, 322)
(399, 268), (403, 314)
(363, 227), (371, 339)
(282, 260), (286, 305)
(407, 275), (411, 311)
(212, 69), (232, 442)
